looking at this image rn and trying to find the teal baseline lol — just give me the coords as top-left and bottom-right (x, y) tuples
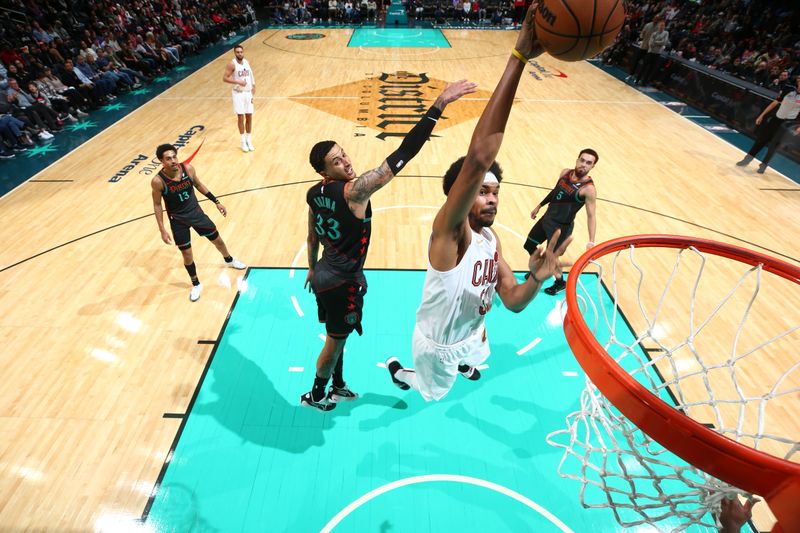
(348, 28), (451, 48)
(145, 268), (730, 532)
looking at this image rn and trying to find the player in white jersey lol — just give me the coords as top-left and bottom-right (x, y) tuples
(222, 45), (256, 152)
(386, 4), (571, 401)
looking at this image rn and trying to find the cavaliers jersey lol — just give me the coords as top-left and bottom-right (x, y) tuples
(543, 171), (594, 225)
(307, 180), (372, 286)
(231, 58), (253, 92)
(158, 164), (198, 216)
(415, 228), (498, 346)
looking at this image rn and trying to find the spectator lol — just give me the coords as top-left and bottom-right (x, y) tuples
(636, 18), (670, 86)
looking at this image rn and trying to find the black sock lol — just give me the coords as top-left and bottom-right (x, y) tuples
(312, 375), (329, 402)
(184, 262), (199, 285)
(223, 255), (232, 263)
(332, 355), (345, 389)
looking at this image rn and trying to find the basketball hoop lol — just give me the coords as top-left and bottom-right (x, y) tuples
(548, 235), (800, 532)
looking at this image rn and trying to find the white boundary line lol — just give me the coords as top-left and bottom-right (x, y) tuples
(516, 337), (541, 356)
(290, 295), (304, 317)
(320, 474), (574, 533)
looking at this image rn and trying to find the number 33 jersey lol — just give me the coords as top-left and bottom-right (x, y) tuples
(306, 180), (372, 287)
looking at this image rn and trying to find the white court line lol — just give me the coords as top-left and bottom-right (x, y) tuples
(288, 366), (304, 372)
(318, 333), (326, 342)
(516, 337), (541, 356)
(290, 295), (304, 317)
(320, 474), (574, 533)
(684, 115), (710, 118)
(476, 364), (489, 370)
(376, 362), (387, 368)
(562, 371), (578, 377)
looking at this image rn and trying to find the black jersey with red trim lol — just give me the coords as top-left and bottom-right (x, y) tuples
(159, 164), (198, 216)
(307, 180), (372, 282)
(543, 171), (594, 225)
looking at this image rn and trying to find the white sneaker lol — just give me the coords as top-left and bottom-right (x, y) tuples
(226, 258), (246, 270)
(246, 139), (255, 151)
(189, 283), (202, 302)
(38, 130), (54, 140)
(241, 140), (250, 152)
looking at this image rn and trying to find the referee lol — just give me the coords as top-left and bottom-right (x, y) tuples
(737, 75), (800, 174)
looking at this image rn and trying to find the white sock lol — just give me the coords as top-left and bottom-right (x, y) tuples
(241, 133), (247, 143)
(246, 133), (252, 143)
(396, 369), (420, 391)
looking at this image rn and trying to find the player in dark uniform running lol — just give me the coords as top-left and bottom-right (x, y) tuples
(151, 143), (246, 302)
(524, 148), (598, 295)
(301, 79), (477, 411)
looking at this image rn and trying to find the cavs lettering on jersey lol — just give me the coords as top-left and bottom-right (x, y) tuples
(232, 58), (253, 92)
(416, 228), (498, 346)
(544, 171), (594, 225)
(306, 180), (372, 286)
(159, 164), (198, 216)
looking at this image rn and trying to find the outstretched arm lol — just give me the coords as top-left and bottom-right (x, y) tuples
(584, 185), (597, 248)
(430, 4), (543, 269)
(187, 163), (228, 217)
(495, 227), (572, 312)
(345, 79), (477, 205)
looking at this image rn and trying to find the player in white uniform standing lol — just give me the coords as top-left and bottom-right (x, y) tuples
(223, 45), (256, 152)
(386, 4), (571, 401)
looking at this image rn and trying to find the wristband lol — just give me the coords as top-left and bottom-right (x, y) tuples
(512, 48), (529, 64)
(204, 191), (219, 204)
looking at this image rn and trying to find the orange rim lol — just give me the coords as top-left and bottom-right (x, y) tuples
(563, 234), (800, 531)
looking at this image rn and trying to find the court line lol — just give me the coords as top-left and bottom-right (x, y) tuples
(320, 474), (574, 533)
(288, 366), (304, 372)
(516, 337), (541, 355)
(5, 177), (798, 274)
(290, 295), (304, 317)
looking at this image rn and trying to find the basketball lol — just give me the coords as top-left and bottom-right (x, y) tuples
(534, 0), (626, 62)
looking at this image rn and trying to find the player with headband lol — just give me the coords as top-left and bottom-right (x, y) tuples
(386, 5), (572, 401)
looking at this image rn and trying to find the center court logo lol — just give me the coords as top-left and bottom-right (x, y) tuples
(108, 125), (205, 182)
(289, 72), (494, 140)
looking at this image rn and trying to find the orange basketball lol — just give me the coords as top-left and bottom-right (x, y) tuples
(534, 0), (625, 62)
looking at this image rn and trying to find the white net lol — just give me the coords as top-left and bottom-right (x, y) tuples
(546, 243), (800, 532)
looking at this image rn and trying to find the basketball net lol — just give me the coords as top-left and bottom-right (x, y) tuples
(546, 240), (800, 531)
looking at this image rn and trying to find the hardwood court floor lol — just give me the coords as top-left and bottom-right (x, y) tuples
(0, 28), (797, 531)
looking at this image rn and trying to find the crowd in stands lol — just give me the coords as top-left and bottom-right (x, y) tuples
(266, 0), (529, 27)
(601, 0), (800, 90)
(0, 0), (256, 160)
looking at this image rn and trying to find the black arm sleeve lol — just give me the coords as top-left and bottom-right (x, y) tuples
(385, 105), (443, 174)
(539, 189), (556, 206)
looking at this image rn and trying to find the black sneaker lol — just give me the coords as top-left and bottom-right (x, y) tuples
(458, 364), (481, 381)
(0, 152), (15, 159)
(736, 156), (753, 167)
(757, 163), (767, 174)
(328, 384), (359, 402)
(386, 357), (410, 390)
(300, 391), (336, 411)
(544, 278), (567, 296)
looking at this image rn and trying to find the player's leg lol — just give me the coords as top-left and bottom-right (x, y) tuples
(197, 213), (246, 269)
(244, 112), (254, 151)
(457, 327), (490, 381)
(523, 218), (547, 254)
(170, 217), (202, 301)
(544, 221), (573, 295)
(301, 282), (365, 410)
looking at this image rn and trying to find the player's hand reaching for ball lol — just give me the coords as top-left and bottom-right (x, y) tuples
(515, 3), (545, 61)
(434, 79), (478, 110)
(528, 228), (572, 282)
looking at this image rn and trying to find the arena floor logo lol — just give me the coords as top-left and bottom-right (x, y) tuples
(289, 72), (493, 139)
(527, 60), (568, 81)
(286, 33), (325, 40)
(108, 125), (205, 182)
